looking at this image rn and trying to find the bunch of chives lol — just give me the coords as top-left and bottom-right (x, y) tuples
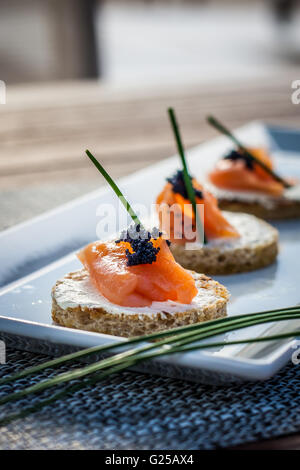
(0, 304), (299, 426)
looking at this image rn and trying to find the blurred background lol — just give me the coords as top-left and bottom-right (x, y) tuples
(1, 0), (300, 229)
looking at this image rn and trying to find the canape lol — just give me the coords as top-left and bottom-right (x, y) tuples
(52, 225), (229, 337)
(52, 152), (229, 338)
(205, 116), (300, 220)
(156, 169), (278, 275)
(207, 147), (300, 220)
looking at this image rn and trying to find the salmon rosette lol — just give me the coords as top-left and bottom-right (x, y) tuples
(156, 170), (239, 244)
(77, 225), (198, 308)
(209, 148), (286, 196)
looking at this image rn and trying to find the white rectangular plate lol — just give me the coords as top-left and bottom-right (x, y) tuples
(0, 121), (300, 384)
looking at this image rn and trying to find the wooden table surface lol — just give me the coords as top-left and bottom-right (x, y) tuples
(1, 74), (299, 229)
(1, 74), (300, 449)
(1, 76), (299, 188)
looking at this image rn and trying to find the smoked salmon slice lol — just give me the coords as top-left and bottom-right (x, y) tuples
(209, 148), (284, 196)
(156, 171), (239, 243)
(77, 236), (198, 307)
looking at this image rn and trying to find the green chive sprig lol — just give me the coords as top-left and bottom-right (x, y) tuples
(1, 327), (299, 428)
(0, 306), (299, 426)
(206, 115), (291, 189)
(0, 305), (298, 387)
(86, 149), (143, 226)
(168, 108), (207, 244)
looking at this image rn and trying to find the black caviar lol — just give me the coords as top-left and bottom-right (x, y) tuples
(115, 224), (170, 266)
(167, 170), (203, 199)
(223, 149), (254, 170)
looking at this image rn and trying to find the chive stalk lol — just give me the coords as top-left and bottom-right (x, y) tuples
(0, 307), (299, 407)
(0, 305), (298, 387)
(0, 320), (299, 427)
(86, 150), (143, 226)
(168, 108), (207, 244)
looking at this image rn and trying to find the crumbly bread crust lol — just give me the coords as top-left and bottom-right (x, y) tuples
(217, 198), (300, 220)
(171, 237), (277, 275)
(170, 213), (278, 275)
(52, 270), (229, 338)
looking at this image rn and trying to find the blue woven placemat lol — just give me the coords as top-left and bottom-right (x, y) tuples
(0, 347), (299, 450)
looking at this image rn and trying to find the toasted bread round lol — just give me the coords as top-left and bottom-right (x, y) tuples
(170, 211), (278, 275)
(206, 183), (300, 220)
(52, 269), (229, 338)
(217, 199), (300, 220)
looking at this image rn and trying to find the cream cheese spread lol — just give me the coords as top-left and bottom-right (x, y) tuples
(54, 272), (224, 318)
